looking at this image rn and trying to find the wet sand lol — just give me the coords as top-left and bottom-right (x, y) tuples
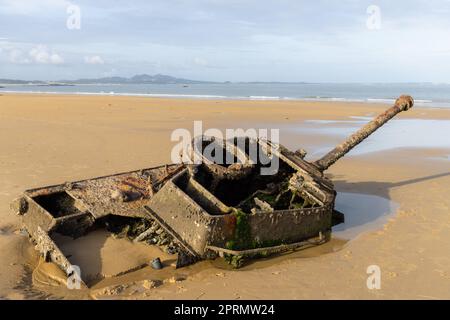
(52, 230), (175, 283)
(0, 94), (449, 299)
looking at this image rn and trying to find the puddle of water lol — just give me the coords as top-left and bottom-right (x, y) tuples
(304, 119), (367, 125)
(430, 154), (450, 161)
(52, 230), (174, 284)
(349, 116), (374, 121)
(290, 119), (450, 157)
(333, 192), (398, 240)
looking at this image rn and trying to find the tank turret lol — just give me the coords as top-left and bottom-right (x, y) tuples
(12, 95), (416, 280)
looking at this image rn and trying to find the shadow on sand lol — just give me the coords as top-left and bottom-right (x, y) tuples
(331, 171), (450, 239)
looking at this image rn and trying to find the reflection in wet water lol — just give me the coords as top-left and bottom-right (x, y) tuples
(290, 119), (450, 157)
(333, 192), (398, 240)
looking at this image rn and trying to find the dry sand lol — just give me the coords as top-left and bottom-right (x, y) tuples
(0, 93), (448, 299)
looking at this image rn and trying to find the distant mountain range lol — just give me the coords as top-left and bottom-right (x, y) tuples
(0, 74), (216, 85)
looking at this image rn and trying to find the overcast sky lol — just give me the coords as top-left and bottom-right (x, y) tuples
(1, 0), (450, 82)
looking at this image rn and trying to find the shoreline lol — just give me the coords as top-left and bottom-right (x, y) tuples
(1, 93), (450, 122)
(0, 91), (448, 109)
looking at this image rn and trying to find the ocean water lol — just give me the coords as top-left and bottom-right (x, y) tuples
(2, 82), (450, 108)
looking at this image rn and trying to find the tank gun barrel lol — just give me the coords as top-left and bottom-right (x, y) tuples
(314, 95), (414, 171)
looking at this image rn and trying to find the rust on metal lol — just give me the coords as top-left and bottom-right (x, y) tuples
(314, 95), (414, 171)
(12, 95), (414, 285)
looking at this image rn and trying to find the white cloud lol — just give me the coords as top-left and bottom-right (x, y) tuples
(50, 53), (64, 64)
(1, 43), (65, 65)
(84, 55), (104, 65)
(29, 45), (64, 64)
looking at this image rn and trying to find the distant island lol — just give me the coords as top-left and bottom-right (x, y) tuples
(0, 74), (217, 85)
(0, 74), (313, 86)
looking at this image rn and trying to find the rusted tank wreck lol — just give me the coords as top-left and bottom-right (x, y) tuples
(11, 95), (414, 286)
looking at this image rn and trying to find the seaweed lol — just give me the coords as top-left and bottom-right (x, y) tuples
(226, 209), (251, 250)
(224, 254), (245, 268)
(224, 209), (287, 268)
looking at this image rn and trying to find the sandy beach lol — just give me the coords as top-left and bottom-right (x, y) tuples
(0, 93), (449, 299)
